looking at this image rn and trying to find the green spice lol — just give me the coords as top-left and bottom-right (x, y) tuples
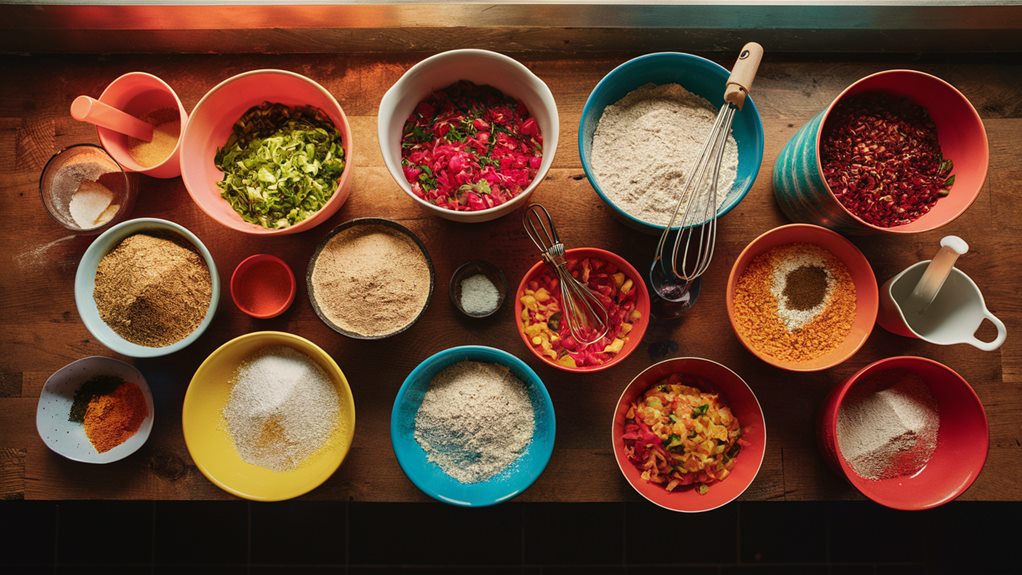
(214, 102), (346, 229)
(69, 375), (122, 423)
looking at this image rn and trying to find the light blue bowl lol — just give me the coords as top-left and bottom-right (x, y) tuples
(74, 217), (220, 358)
(391, 345), (556, 507)
(579, 52), (765, 233)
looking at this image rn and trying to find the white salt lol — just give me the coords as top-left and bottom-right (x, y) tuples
(223, 346), (340, 472)
(459, 273), (500, 315)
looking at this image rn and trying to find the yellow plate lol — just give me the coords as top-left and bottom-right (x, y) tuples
(182, 331), (356, 501)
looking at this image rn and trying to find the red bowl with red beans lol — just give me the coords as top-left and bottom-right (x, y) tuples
(514, 247), (650, 373)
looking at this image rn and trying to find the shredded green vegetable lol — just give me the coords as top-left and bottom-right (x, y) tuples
(214, 102), (346, 229)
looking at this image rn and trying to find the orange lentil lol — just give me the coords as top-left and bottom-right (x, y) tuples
(732, 243), (856, 363)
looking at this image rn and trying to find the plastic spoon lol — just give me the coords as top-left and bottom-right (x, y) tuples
(908, 235), (969, 312)
(70, 96), (153, 142)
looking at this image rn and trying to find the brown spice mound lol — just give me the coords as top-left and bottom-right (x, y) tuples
(93, 232), (212, 347)
(310, 224), (431, 337)
(733, 244), (856, 363)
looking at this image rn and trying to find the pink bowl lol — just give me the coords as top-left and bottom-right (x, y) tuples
(180, 69), (353, 235)
(819, 356), (989, 510)
(612, 357), (767, 512)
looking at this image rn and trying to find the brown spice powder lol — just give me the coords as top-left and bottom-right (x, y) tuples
(93, 233), (212, 347)
(733, 244), (856, 363)
(310, 224), (431, 337)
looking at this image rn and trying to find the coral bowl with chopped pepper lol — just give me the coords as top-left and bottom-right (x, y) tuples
(514, 247), (650, 373)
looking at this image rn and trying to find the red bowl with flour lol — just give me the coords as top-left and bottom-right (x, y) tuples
(819, 356), (988, 510)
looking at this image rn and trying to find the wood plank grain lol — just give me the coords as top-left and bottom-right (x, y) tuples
(0, 52), (1019, 502)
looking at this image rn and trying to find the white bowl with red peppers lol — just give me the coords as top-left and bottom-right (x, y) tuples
(378, 49), (559, 223)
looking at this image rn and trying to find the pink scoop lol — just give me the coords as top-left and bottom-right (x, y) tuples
(71, 95), (153, 142)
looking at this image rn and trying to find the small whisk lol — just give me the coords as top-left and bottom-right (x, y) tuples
(650, 42), (764, 303)
(523, 204), (609, 346)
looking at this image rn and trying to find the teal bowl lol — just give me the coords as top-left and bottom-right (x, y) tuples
(579, 52), (765, 233)
(74, 217), (220, 358)
(391, 345), (556, 506)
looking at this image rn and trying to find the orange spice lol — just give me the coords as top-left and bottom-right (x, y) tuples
(83, 382), (148, 453)
(733, 243), (856, 363)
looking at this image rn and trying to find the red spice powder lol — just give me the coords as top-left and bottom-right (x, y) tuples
(83, 382), (148, 453)
(821, 92), (954, 228)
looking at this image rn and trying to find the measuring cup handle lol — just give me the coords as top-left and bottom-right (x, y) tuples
(967, 310), (1007, 351)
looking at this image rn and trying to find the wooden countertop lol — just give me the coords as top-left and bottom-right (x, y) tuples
(0, 52), (1019, 502)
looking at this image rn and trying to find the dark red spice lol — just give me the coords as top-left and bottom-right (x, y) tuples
(401, 81), (543, 211)
(821, 92), (954, 228)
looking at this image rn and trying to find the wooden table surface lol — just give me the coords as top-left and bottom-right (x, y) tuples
(0, 52), (1019, 502)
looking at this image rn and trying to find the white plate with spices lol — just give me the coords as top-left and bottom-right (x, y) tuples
(36, 356), (154, 464)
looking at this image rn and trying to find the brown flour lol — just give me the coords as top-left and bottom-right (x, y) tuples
(93, 233), (212, 347)
(310, 224), (431, 337)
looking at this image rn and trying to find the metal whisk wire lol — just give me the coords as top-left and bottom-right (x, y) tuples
(523, 204), (609, 346)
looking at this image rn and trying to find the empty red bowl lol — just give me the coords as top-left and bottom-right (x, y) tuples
(230, 254), (296, 319)
(819, 356), (989, 510)
(612, 357), (766, 512)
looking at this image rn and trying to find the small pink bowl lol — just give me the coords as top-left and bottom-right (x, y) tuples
(96, 72), (187, 179)
(819, 356), (989, 510)
(180, 69), (353, 235)
(230, 254), (296, 319)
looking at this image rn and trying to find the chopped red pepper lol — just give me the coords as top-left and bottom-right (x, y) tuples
(401, 81), (543, 211)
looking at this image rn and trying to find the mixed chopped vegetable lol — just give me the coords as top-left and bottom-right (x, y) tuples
(401, 80), (542, 211)
(623, 375), (744, 494)
(520, 256), (641, 369)
(215, 102), (346, 229)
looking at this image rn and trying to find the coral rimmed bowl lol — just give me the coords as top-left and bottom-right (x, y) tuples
(182, 331), (356, 502)
(726, 223), (878, 372)
(514, 247), (651, 373)
(74, 217), (220, 358)
(773, 69), (988, 234)
(391, 345), (555, 507)
(180, 69), (353, 235)
(819, 356), (988, 510)
(378, 49), (558, 223)
(579, 52), (764, 234)
(612, 357), (766, 513)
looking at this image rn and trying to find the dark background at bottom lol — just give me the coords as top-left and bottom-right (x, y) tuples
(0, 501), (1016, 574)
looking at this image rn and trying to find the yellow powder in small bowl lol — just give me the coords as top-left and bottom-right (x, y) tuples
(126, 108), (181, 167)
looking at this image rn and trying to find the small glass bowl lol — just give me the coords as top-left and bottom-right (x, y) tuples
(39, 144), (138, 234)
(450, 260), (507, 318)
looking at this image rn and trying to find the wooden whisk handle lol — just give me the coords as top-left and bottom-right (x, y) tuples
(725, 42), (764, 110)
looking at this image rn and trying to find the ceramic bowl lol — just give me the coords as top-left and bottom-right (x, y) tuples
(773, 69), (988, 234)
(378, 49), (558, 223)
(74, 217), (220, 358)
(180, 69), (353, 235)
(514, 247), (651, 373)
(36, 356), (154, 464)
(725, 223), (878, 371)
(611, 357), (766, 512)
(819, 356), (988, 510)
(94, 71), (188, 179)
(579, 52), (764, 233)
(230, 254), (296, 319)
(182, 331), (356, 501)
(391, 345), (555, 506)
(306, 218), (435, 339)
(449, 260), (506, 319)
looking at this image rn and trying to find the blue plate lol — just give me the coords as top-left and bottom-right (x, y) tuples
(578, 52), (765, 233)
(391, 345), (556, 507)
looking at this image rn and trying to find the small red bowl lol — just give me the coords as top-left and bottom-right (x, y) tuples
(819, 356), (989, 510)
(230, 254), (296, 319)
(612, 357), (767, 512)
(514, 247), (651, 373)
